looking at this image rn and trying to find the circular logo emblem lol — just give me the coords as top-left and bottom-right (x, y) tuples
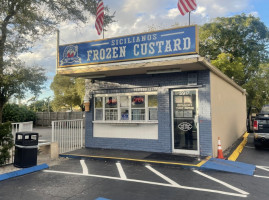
(60, 45), (81, 66)
(178, 122), (193, 131)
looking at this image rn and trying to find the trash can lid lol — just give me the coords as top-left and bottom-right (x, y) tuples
(16, 132), (39, 135)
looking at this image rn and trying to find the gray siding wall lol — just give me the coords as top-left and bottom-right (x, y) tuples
(85, 70), (212, 156)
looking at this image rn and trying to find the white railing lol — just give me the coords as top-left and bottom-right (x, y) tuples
(52, 119), (84, 154)
(11, 121), (33, 136)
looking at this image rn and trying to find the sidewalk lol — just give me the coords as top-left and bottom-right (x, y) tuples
(33, 126), (52, 143)
(0, 152), (65, 175)
(60, 148), (208, 168)
(59, 132), (256, 175)
(60, 147), (255, 175)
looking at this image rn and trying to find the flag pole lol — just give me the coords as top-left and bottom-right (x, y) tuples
(103, 7), (105, 39)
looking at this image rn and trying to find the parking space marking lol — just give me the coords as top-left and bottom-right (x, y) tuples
(146, 165), (180, 186)
(193, 170), (249, 195)
(43, 169), (248, 197)
(256, 165), (269, 168)
(244, 146), (255, 149)
(254, 175), (269, 179)
(80, 159), (88, 175)
(255, 166), (269, 179)
(116, 162), (127, 180)
(256, 166), (269, 172)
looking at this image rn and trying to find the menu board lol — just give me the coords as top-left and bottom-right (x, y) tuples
(174, 93), (195, 118)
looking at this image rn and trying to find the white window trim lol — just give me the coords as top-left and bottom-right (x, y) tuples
(94, 92), (158, 123)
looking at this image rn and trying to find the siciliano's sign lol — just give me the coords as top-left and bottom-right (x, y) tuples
(58, 25), (198, 67)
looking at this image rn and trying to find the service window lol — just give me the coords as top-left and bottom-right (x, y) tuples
(148, 95), (158, 120)
(105, 96), (118, 120)
(94, 93), (158, 122)
(120, 96), (129, 120)
(131, 96), (145, 121)
(95, 97), (103, 120)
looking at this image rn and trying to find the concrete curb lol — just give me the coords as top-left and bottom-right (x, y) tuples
(228, 132), (249, 161)
(0, 164), (49, 182)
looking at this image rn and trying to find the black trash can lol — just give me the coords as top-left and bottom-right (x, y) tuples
(14, 132), (39, 168)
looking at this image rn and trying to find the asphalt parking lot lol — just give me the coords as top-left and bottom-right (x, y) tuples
(1, 133), (269, 200)
(0, 159), (249, 200)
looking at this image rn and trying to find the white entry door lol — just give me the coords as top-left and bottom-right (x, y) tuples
(171, 89), (199, 155)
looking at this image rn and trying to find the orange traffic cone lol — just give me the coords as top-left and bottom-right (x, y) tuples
(217, 137), (224, 159)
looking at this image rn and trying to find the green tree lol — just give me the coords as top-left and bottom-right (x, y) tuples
(28, 99), (53, 112)
(50, 75), (85, 111)
(199, 14), (269, 108)
(75, 78), (86, 110)
(0, 0), (115, 123)
(199, 14), (269, 81)
(0, 62), (46, 123)
(243, 63), (269, 109)
(211, 53), (245, 85)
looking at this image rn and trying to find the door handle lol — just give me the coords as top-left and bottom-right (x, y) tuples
(194, 116), (198, 127)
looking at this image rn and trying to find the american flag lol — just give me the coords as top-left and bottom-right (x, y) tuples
(95, 0), (104, 35)
(177, 0), (197, 16)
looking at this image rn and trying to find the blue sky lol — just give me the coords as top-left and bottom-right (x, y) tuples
(18, 0), (269, 103)
(250, 0), (269, 26)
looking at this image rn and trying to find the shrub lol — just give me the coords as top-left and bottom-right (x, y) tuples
(3, 104), (36, 123)
(0, 122), (13, 165)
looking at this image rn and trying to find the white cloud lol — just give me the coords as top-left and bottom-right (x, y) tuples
(121, 0), (167, 14)
(194, 6), (207, 18)
(166, 8), (179, 19)
(150, 15), (156, 20)
(197, 0), (250, 18)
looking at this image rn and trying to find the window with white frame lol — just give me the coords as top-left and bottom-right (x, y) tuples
(105, 96), (118, 120)
(148, 95), (158, 120)
(94, 93), (158, 122)
(120, 96), (129, 120)
(131, 95), (145, 120)
(95, 97), (103, 120)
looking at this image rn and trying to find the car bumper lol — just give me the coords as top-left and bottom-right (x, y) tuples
(254, 133), (269, 147)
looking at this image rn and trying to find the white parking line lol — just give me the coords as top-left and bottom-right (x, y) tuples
(256, 165), (269, 169)
(80, 160), (88, 175)
(244, 146), (255, 149)
(254, 175), (269, 179)
(43, 170), (248, 197)
(256, 166), (269, 172)
(193, 170), (249, 195)
(146, 165), (180, 186)
(116, 162), (127, 180)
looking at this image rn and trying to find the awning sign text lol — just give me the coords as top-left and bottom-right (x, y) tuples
(58, 25), (198, 67)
